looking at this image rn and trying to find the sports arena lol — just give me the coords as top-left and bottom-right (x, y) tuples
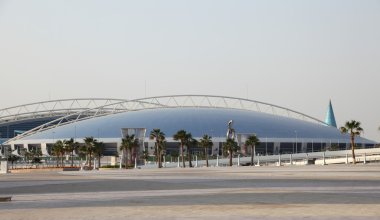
(0, 95), (376, 158)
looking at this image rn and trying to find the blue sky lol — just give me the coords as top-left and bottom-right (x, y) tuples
(0, 0), (379, 141)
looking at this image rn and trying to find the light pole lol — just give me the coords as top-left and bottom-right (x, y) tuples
(74, 125), (77, 142)
(52, 131), (56, 165)
(294, 130), (298, 154)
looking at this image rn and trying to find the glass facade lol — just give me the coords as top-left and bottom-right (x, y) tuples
(7, 107), (377, 156)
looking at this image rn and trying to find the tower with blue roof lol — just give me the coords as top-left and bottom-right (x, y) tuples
(325, 100), (337, 128)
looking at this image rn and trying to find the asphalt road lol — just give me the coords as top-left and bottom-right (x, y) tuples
(1, 165), (380, 219)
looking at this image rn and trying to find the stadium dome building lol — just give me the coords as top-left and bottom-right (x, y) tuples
(0, 95), (376, 158)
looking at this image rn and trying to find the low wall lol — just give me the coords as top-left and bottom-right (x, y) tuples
(0, 161), (8, 174)
(10, 167), (80, 173)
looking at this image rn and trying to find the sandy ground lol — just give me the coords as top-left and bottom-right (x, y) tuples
(1, 165), (380, 219)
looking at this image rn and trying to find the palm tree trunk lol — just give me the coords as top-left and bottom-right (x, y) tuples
(188, 147), (192, 167)
(98, 154), (101, 169)
(128, 149), (132, 166)
(56, 156), (59, 167)
(205, 148), (209, 167)
(351, 135), (356, 164)
(89, 152), (92, 169)
(158, 150), (162, 168)
(127, 150), (128, 169)
(229, 150), (232, 166)
(71, 151), (74, 167)
(132, 147), (136, 167)
(251, 145), (254, 166)
(156, 140), (160, 165)
(181, 144), (185, 168)
(181, 143), (186, 168)
(61, 153), (64, 168)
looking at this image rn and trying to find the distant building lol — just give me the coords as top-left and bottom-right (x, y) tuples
(0, 95), (376, 157)
(325, 100), (337, 128)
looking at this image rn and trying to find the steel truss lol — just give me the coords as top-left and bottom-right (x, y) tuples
(3, 95), (327, 144)
(0, 98), (130, 125)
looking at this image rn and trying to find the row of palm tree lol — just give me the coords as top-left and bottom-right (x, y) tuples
(52, 137), (103, 168)
(50, 131), (260, 170)
(49, 119), (363, 169)
(148, 121), (365, 168)
(120, 134), (139, 168)
(149, 129), (166, 168)
(52, 140), (66, 167)
(83, 137), (104, 169)
(142, 128), (261, 168)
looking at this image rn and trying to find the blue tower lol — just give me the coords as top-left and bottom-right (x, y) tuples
(325, 100), (337, 128)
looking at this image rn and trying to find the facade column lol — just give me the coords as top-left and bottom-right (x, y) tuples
(41, 143), (49, 156)
(302, 142), (307, 153)
(23, 143), (29, 152)
(274, 142), (280, 155)
(212, 142), (219, 156)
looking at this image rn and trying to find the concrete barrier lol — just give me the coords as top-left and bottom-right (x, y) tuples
(9, 167), (79, 173)
(0, 161), (8, 174)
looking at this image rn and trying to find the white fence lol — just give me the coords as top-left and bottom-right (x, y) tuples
(142, 147), (380, 168)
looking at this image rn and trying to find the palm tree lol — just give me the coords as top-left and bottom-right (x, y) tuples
(52, 140), (64, 167)
(30, 147), (43, 165)
(23, 150), (33, 164)
(120, 134), (139, 168)
(245, 134), (260, 166)
(186, 136), (197, 168)
(340, 120), (364, 164)
(199, 134), (213, 167)
(141, 149), (149, 165)
(158, 138), (167, 166)
(8, 154), (20, 169)
(64, 138), (79, 167)
(223, 138), (239, 166)
(149, 129), (165, 168)
(173, 130), (190, 168)
(83, 137), (96, 169)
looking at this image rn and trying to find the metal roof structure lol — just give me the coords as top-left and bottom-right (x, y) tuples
(0, 98), (129, 125)
(3, 95), (332, 144)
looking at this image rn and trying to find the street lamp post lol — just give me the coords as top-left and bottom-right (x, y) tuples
(294, 130), (298, 154)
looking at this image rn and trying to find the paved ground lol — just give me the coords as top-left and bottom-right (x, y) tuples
(1, 164), (380, 219)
